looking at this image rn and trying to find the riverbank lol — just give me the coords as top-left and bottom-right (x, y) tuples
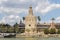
(16, 33), (60, 38)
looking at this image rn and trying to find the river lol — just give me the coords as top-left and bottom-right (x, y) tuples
(0, 37), (60, 40)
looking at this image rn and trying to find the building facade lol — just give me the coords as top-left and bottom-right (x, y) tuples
(25, 6), (37, 34)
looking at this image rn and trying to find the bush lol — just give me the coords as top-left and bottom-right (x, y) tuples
(57, 29), (60, 34)
(49, 28), (56, 34)
(44, 29), (49, 34)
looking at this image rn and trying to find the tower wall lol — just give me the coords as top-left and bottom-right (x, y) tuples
(25, 6), (37, 34)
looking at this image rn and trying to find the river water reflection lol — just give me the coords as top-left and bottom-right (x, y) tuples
(0, 37), (60, 40)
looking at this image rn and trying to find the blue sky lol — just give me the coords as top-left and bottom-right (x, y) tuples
(0, 0), (60, 25)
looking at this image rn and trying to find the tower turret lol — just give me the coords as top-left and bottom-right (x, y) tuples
(29, 6), (33, 15)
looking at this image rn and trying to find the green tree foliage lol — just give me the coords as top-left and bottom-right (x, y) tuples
(44, 29), (49, 34)
(51, 18), (55, 21)
(37, 16), (41, 21)
(0, 23), (19, 33)
(23, 17), (25, 21)
(49, 29), (56, 34)
(14, 23), (19, 33)
(1, 24), (6, 32)
(57, 29), (60, 34)
(6, 24), (11, 33)
(0, 24), (11, 33)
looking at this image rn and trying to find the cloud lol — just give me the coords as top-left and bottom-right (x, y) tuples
(35, 0), (60, 14)
(56, 17), (60, 20)
(0, 0), (8, 4)
(0, 0), (60, 15)
(0, 6), (28, 15)
(0, 0), (60, 24)
(54, 17), (60, 23)
(0, 0), (29, 15)
(0, 15), (21, 25)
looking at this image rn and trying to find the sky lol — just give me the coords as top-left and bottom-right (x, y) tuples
(0, 0), (60, 25)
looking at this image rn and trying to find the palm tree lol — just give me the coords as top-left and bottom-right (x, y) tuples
(23, 17), (25, 21)
(51, 18), (55, 21)
(37, 16), (41, 21)
(51, 18), (55, 23)
(37, 16), (41, 23)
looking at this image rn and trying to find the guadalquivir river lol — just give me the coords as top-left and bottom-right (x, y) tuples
(0, 37), (60, 40)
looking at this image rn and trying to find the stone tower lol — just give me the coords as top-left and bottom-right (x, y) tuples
(49, 18), (57, 32)
(49, 21), (56, 30)
(25, 6), (37, 35)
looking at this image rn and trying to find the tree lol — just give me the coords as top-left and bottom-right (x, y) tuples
(2, 24), (6, 33)
(57, 29), (60, 34)
(6, 24), (10, 33)
(49, 29), (56, 34)
(14, 23), (19, 33)
(0, 24), (3, 32)
(44, 29), (49, 34)
(51, 18), (55, 22)
(51, 18), (55, 21)
(23, 17), (25, 21)
(37, 16), (41, 21)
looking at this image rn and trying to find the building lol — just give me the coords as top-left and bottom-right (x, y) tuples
(25, 6), (37, 34)
(19, 21), (25, 33)
(19, 6), (60, 33)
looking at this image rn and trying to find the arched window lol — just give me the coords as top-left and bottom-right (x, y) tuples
(29, 24), (31, 26)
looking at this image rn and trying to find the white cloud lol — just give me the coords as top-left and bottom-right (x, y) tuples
(0, 15), (21, 25)
(0, 6), (28, 14)
(0, 0), (8, 4)
(19, 0), (28, 3)
(0, 0), (60, 15)
(19, 0), (36, 3)
(0, 0), (60, 24)
(54, 17), (60, 23)
(0, 0), (60, 14)
(35, 0), (60, 14)
(56, 17), (60, 20)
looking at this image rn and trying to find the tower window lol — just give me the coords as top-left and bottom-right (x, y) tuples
(29, 24), (31, 26)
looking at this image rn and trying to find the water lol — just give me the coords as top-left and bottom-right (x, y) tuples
(0, 37), (60, 40)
